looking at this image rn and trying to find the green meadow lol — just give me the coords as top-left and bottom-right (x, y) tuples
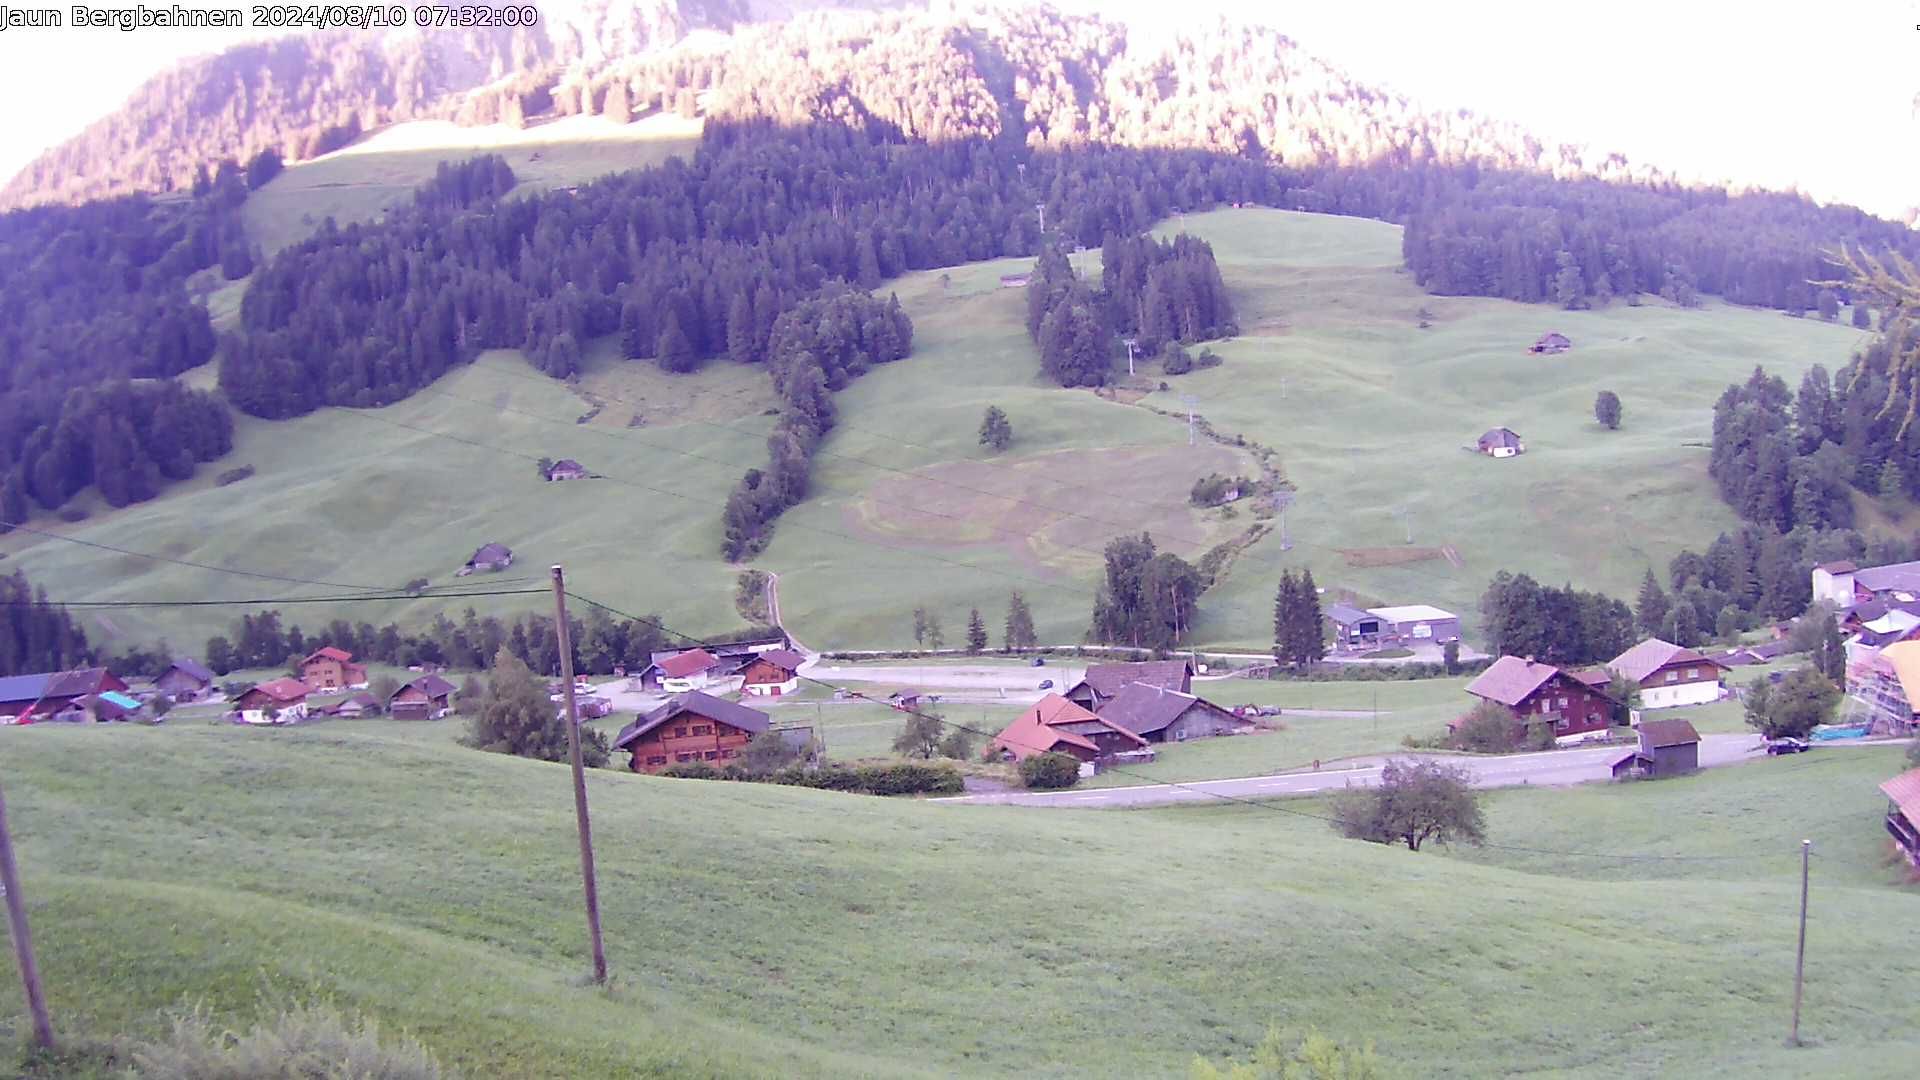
(2, 724), (1917, 1077)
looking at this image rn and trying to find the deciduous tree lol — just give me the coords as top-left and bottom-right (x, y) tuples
(1594, 389), (1622, 430)
(1330, 759), (1486, 851)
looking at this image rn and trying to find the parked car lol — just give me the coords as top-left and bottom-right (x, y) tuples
(1030, 656), (1045, 667)
(1037, 679), (1054, 690)
(1766, 737), (1812, 755)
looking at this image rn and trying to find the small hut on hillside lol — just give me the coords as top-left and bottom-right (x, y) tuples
(1530, 331), (1572, 354)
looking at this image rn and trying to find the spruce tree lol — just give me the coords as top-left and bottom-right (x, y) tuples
(656, 311), (697, 373)
(1273, 571), (1297, 664)
(1296, 568), (1326, 667)
(1635, 570), (1669, 637)
(966, 608), (988, 654)
(1004, 591), (1036, 652)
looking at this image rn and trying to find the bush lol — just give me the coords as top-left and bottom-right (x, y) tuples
(1019, 751), (1081, 789)
(662, 759), (961, 795)
(1194, 347), (1222, 369)
(215, 465), (255, 486)
(1449, 700), (1519, 752)
(131, 1003), (443, 1079)
(661, 761), (723, 780)
(402, 578), (430, 596)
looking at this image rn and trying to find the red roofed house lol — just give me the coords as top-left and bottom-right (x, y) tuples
(657, 649), (727, 693)
(1880, 766), (1920, 868)
(1459, 655), (1615, 743)
(990, 694), (1150, 770)
(234, 678), (310, 725)
(301, 646), (368, 693)
(740, 649), (804, 697)
(1606, 638), (1728, 710)
(612, 691), (770, 772)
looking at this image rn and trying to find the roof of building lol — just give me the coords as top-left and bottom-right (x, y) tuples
(1607, 638), (1724, 684)
(468, 542), (513, 564)
(613, 691), (771, 748)
(1478, 427), (1523, 447)
(1368, 604), (1456, 624)
(990, 695), (1125, 761)
(393, 673), (458, 702)
(1872, 640), (1920, 712)
(1818, 560), (1858, 574)
(1073, 660), (1193, 699)
(658, 648), (721, 678)
(1853, 560), (1920, 595)
(166, 657), (214, 683)
(1569, 666), (1612, 688)
(0, 668), (117, 705)
(552, 458), (583, 470)
(98, 690), (141, 711)
(1537, 331), (1571, 344)
(1464, 656), (1561, 707)
(1639, 718), (1700, 749)
(1879, 766), (1920, 824)
(246, 677), (310, 703)
(1096, 683), (1233, 736)
(1863, 610), (1920, 637)
(1324, 602), (1375, 626)
(304, 646), (353, 664)
(748, 649), (806, 673)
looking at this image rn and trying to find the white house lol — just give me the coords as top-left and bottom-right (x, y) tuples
(1607, 639), (1726, 711)
(234, 678), (309, 725)
(657, 649), (728, 694)
(1811, 561), (1859, 608)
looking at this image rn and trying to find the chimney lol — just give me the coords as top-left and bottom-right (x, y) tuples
(1523, 655), (1536, 666)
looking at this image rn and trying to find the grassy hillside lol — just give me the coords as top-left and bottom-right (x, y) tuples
(242, 114), (702, 254)
(1, 724), (1916, 1077)
(0, 209), (1872, 655)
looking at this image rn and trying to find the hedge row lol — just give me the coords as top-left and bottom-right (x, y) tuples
(659, 760), (963, 796)
(1265, 658), (1494, 682)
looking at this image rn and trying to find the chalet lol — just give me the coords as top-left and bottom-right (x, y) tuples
(1063, 659), (1194, 711)
(1476, 427), (1525, 458)
(459, 542), (514, 576)
(1606, 638), (1727, 710)
(0, 668), (129, 724)
(546, 459), (588, 481)
(234, 677), (310, 725)
(614, 692), (770, 773)
(1610, 718), (1701, 779)
(155, 657), (215, 701)
(1529, 331), (1572, 354)
(300, 646), (368, 693)
(1880, 766), (1920, 868)
(640, 635), (787, 689)
(389, 674), (457, 720)
(1460, 655), (1615, 742)
(1096, 683), (1241, 743)
(990, 694), (1150, 767)
(740, 649), (804, 697)
(657, 649), (726, 693)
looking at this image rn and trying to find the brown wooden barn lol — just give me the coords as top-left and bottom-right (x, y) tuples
(1610, 718), (1701, 779)
(613, 692), (770, 773)
(389, 674), (457, 720)
(1460, 656), (1615, 742)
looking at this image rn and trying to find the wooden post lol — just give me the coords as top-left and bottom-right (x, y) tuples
(1788, 838), (1811, 1047)
(0, 776), (55, 1050)
(551, 567), (608, 985)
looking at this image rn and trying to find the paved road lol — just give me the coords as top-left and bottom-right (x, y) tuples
(805, 662), (1085, 700)
(936, 733), (1773, 807)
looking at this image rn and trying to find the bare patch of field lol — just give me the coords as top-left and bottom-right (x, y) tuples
(849, 443), (1254, 571)
(1336, 546), (1447, 568)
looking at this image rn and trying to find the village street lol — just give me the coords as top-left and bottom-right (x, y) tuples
(935, 733), (1796, 808)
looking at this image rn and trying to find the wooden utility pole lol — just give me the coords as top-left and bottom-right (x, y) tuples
(550, 566), (608, 985)
(1788, 838), (1811, 1047)
(0, 776), (54, 1050)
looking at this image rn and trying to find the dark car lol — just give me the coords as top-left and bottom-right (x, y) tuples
(1038, 679), (1054, 690)
(1766, 737), (1812, 755)
(1030, 656), (1045, 667)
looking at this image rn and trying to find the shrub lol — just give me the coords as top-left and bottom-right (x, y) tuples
(1449, 700), (1519, 753)
(1162, 345), (1194, 375)
(1194, 347), (1222, 369)
(402, 578), (430, 595)
(661, 761), (722, 780)
(1019, 751), (1081, 789)
(131, 1003), (443, 1079)
(215, 465), (255, 486)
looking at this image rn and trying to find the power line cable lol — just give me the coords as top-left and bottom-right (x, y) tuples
(0, 587), (548, 610)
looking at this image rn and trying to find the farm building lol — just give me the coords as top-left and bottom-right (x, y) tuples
(1476, 427), (1525, 458)
(0, 668), (129, 724)
(639, 634), (788, 689)
(1460, 656), (1615, 743)
(1063, 659), (1194, 711)
(1881, 767), (1920, 868)
(1609, 718), (1701, 779)
(389, 674), (457, 720)
(1096, 683), (1241, 743)
(613, 691), (770, 773)
(53, 691), (144, 723)
(1529, 331), (1572, 354)
(155, 657), (215, 701)
(741, 649), (805, 697)
(1326, 603), (1459, 650)
(1814, 557), (1920, 610)
(545, 459), (588, 481)
(459, 542), (514, 575)
(326, 692), (381, 718)
(990, 694), (1150, 768)
(300, 646), (368, 692)
(1606, 639), (1726, 710)
(234, 678), (310, 725)
(1708, 642), (1787, 668)
(654, 648), (741, 693)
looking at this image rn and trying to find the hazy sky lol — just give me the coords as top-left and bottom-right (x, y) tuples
(0, 0), (1913, 216)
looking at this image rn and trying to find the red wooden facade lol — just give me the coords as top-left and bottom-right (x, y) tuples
(1502, 673), (1613, 738)
(624, 719), (755, 772)
(301, 647), (367, 692)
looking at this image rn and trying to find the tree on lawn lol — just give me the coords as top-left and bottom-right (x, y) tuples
(912, 606), (928, 646)
(966, 608), (988, 653)
(1003, 591), (1037, 652)
(1442, 639), (1461, 675)
(1330, 759), (1486, 852)
(892, 710), (945, 759)
(1594, 390), (1622, 430)
(937, 726), (977, 760)
(1812, 610), (1847, 688)
(464, 646), (609, 765)
(978, 405), (1013, 452)
(1272, 569), (1325, 670)
(1744, 667), (1840, 739)
(1449, 699), (1519, 752)
(1635, 570), (1670, 636)
(924, 612), (946, 651)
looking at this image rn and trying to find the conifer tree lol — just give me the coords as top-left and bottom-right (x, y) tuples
(1635, 570), (1669, 637)
(1004, 591), (1036, 652)
(966, 608), (988, 654)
